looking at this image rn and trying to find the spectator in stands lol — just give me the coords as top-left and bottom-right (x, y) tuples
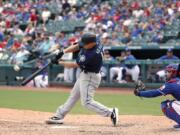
(158, 48), (179, 60)
(119, 48), (140, 83)
(121, 32), (132, 45)
(55, 51), (74, 83)
(29, 8), (38, 27)
(151, 31), (163, 43)
(110, 50), (126, 82)
(62, 0), (71, 13)
(156, 48), (179, 82)
(101, 49), (115, 82)
(41, 7), (51, 25)
(49, 32), (62, 52)
(111, 32), (120, 46)
(12, 23), (24, 36)
(110, 48), (140, 83)
(15, 45), (29, 63)
(101, 32), (111, 46)
(59, 33), (69, 48)
(27, 58), (48, 88)
(131, 24), (143, 39)
(37, 33), (52, 55)
(0, 48), (8, 60)
(0, 0), (179, 85)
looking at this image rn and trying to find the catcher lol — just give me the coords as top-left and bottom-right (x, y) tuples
(134, 64), (180, 129)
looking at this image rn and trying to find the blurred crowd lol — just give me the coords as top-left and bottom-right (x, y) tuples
(0, 0), (180, 64)
(0, 0), (179, 86)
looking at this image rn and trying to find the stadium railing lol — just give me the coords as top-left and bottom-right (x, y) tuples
(0, 60), (179, 87)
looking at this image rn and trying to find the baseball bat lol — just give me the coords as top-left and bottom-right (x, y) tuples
(21, 61), (51, 86)
(14, 50), (60, 72)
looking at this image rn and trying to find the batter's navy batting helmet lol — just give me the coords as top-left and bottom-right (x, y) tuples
(165, 64), (178, 77)
(79, 33), (97, 47)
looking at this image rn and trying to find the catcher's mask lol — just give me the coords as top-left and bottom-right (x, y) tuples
(165, 64), (178, 78)
(79, 33), (96, 47)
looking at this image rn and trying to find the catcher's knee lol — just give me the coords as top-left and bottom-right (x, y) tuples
(161, 100), (169, 113)
(161, 100), (180, 124)
(161, 100), (175, 114)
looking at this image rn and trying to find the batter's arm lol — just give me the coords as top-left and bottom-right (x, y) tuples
(59, 61), (79, 68)
(64, 44), (79, 53)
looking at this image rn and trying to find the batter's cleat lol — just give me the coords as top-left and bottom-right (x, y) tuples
(173, 124), (180, 130)
(45, 116), (63, 124)
(111, 108), (119, 126)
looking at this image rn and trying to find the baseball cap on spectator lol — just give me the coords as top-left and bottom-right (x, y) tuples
(167, 48), (173, 52)
(125, 47), (131, 52)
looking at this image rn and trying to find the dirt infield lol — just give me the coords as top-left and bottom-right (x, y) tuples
(0, 86), (179, 135)
(0, 108), (179, 135)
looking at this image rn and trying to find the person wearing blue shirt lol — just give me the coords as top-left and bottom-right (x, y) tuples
(33, 58), (48, 88)
(0, 32), (4, 42)
(110, 50), (126, 82)
(135, 64), (180, 129)
(156, 48), (179, 82)
(101, 50), (116, 82)
(110, 48), (140, 83)
(159, 49), (179, 60)
(46, 33), (118, 126)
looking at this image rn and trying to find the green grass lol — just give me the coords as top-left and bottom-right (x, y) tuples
(0, 89), (167, 115)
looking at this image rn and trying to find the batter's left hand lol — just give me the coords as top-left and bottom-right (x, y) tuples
(51, 49), (64, 64)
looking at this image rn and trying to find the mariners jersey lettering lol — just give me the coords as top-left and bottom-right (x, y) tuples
(76, 44), (103, 73)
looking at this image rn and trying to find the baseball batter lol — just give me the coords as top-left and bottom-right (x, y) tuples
(46, 33), (118, 126)
(134, 64), (180, 129)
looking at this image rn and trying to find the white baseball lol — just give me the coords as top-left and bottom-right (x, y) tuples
(14, 65), (20, 72)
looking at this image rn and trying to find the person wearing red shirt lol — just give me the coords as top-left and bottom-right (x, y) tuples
(30, 9), (38, 26)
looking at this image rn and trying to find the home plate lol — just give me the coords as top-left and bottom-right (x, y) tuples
(51, 125), (78, 129)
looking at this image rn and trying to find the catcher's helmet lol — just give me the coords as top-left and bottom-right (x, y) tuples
(165, 64), (178, 77)
(79, 33), (96, 47)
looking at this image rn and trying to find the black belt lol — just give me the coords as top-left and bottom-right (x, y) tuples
(82, 70), (99, 74)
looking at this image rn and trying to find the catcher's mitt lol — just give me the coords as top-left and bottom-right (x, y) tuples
(134, 80), (146, 96)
